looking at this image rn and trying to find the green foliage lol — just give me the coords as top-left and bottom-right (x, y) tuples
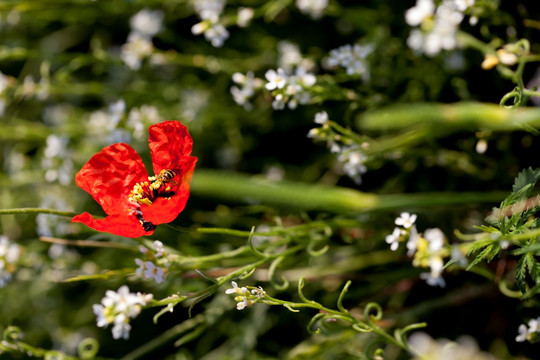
(1, 0), (540, 359)
(468, 167), (540, 294)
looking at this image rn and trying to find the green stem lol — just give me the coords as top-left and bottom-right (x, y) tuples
(0, 207), (78, 217)
(191, 170), (505, 214)
(359, 102), (540, 132)
(260, 294), (404, 349)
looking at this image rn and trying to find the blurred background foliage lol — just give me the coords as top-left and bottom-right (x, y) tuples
(1, 0), (540, 359)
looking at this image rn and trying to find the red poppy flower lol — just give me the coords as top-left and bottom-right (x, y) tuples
(72, 121), (197, 237)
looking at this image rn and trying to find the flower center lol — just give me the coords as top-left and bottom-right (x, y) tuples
(128, 169), (178, 232)
(129, 169), (177, 206)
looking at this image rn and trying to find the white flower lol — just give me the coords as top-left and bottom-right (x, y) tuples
(230, 71), (263, 110)
(237, 7), (254, 27)
(265, 68), (288, 90)
(272, 94), (286, 110)
(405, 0), (435, 27)
(143, 261), (164, 284)
(475, 139), (488, 154)
(93, 286), (152, 340)
(191, 0), (229, 47)
(296, 0), (328, 20)
(405, 0), (471, 56)
(516, 318), (540, 343)
(327, 44), (373, 79)
(111, 314), (131, 340)
(127, 105), (162, 140)
(130, 9), (164, 38)
(225, 281), (248, 295)
(314, 111), (329, 124)
(44, 135), (69, 158)
(337, 146), (367, 185)
(409, 333), (493, 360)
(451, 245), (468, 267)
(92, 304), (109, 328)
(236, 297), (249, 310)
(395, 212), (417, 229)
(0, 236), (21, 287)
(204, 23), (229, 47)
(121, 33), (154, 70)
(419, 271), (446, 287)
(453, 0), (475, 12)
(528, 318), (540, 333)
(516, 324), (528, 342)
(424, 228), (445, 251)
(406, 225), (420, 256)
(278, 41), (303, 72)
(294, 66), (316, 86)
(135, 258), (145, 276)
(193, 0), (226, 23)
(385, 227), (403, 251)
(153, 240), (165, 257)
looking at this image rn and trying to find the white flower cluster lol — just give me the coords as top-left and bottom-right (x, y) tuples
(93, 285), (153, 340)
(516, 318), (540, 343)
(265, 67), (316, 110)
(278, 41), (316, 73)
(385, 212), (417, 251)
(21, 74), (50, 101)
(417, 228), (446, 287)
(126, 105), (162, 141)
(409, 332), (495, 360)
(385, 213), (447, 287)
(121, 9), (164, 70)
(230, 71), (263, 111)
(135, 240), (167, 284)
(0, 236), (21, 287)
(41, 134), (73, 185)
(307, 111), (368, 184)
(86, 100), (130, 144)
(406, 0), (475, 56)
(225, 281), (266, 310)
(327, 44), (374, 79)
(296, 0), (328, 20)
(191, 0), (229, 48)
(337, 147), (368, 185)
(236, 7), (254, 28)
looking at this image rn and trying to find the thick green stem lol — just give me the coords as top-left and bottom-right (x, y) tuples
(358, 102), (540, 132)
(190, 170), (505, 213)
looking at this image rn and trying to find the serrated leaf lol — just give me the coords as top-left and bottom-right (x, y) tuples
(466, 239), (494, 257)
(473, 225), (500, 233)
(511, 243), (540, 256)
(467, 244), (494, 270)
(512, 167), (540, 193)
(485, 244), (502, 263)
(516, 255), (528, 293)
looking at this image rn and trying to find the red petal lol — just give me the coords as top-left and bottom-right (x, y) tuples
(142, 159), (196, 224)
(75, 143), (148, 215)
(72, 212), (153, 238)
(148, 121), (196, 177)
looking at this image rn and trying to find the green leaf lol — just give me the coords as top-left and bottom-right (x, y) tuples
(516, 255), (528, 293)
(467, 244), (496, 271)
(512, 167), (540, 193)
